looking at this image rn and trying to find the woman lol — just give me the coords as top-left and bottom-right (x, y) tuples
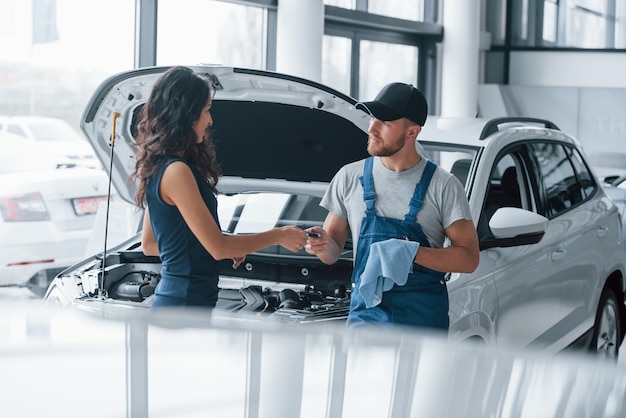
(131, 66), (307, 308)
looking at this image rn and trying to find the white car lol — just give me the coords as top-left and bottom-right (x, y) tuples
(44, 65), (626, 359)
(0, 138), (115, 295)
(0, 115), (100, 169)
(602, 174), (626, 245)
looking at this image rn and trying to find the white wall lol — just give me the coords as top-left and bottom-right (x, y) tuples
(478, 50), (626, 175)
(509, 51), (626, 88)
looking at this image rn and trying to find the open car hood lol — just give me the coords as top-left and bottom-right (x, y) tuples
(81, 65), (370, 204)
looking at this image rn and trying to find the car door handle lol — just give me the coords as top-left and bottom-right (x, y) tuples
(551, 248), (567, 261)
(596, 226), (608, 238)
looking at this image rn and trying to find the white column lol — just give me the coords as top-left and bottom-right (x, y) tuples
(276, 0), (324, 82)
(617, 0), (626, 48)
(257, 333), (306, 418)
(440, 0), (481, 117)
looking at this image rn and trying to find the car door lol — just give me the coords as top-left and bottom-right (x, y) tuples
(478, 144), (564, 352)
(529, 142), (610, 349)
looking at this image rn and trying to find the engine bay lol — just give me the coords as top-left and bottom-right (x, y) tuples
(76, 249), (353, 324)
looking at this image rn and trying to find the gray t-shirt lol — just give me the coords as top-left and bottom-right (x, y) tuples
(321, 157), (472, 261)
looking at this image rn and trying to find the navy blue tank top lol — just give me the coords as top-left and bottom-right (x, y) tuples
(146, 157), (220, 305)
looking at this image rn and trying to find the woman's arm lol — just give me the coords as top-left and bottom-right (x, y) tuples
(159, 162), (307, 259)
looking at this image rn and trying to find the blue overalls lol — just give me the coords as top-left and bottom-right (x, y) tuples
(346, 157), (449, 329)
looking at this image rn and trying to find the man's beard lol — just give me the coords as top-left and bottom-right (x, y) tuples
(367, 135), (404, 157)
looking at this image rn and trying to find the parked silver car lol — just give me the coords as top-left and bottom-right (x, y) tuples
(44, 65), (626, 359)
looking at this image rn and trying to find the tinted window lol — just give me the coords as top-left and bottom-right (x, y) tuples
(7, 125), (26, 138)
(478, 152), (528, 240)
(566, 146), (597, 199)
(531, 143), (584, 217)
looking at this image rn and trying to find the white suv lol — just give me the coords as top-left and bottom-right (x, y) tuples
(420, 116), (625, 356)
(43, 65), (626, 359)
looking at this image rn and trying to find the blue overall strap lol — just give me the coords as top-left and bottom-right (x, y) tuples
(359, 157), (377, 215)
(405, 160), (437, 221)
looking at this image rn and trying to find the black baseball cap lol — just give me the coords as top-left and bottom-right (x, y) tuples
(356, 82), (428, 126)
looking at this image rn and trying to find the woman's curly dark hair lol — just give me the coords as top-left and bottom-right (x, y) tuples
(130, 66), (222, 208)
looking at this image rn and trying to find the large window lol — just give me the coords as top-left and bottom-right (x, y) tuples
(563, 0), (615, 48)
(323, 4), (438, 100)
(358, 40), (418, 100)
(489, 0), (624, 49)
(324, 0), (355, 8)
(368, 0), (424, 21)
(324, 0), (425, 21)
(0, 0), (135, 128)
(157, 0), (266, 69)
(322, 35), (352, 94)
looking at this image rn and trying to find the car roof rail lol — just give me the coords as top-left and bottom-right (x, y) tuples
(479, 117), (560, 140)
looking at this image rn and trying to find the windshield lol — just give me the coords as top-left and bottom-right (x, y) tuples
(420, 142), (480, 188)
(218, 191), (333, 255)
(28, 120), (84, 142)
(218, 192), (327, 234)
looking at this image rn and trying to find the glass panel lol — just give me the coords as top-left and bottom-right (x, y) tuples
(500, 0), (620, 49)
(233, 193), (292, 234)
(0, 0), (135, 123)
(322, 35), (351, 94)
(566, 146), (597, 199)
(531, 143), (581, 217)
(368, 0), (424, 21)
(157, 0), (265, 69)
(421, 143), (479, 187)
(566, 3), (608, 48)
(543, 0), (558, 43)
(218, 192), (328, 234)
(358, 40), (418, 101)
(575, 0), (608, 14)
(324, 0), (355, 8)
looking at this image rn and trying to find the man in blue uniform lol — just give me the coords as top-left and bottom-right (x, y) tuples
(305, 82), (479, 330)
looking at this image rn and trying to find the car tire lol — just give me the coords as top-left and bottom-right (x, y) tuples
(590, 287), (621, 360)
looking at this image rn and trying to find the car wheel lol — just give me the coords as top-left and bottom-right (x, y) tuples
(591, 288), (621, 360)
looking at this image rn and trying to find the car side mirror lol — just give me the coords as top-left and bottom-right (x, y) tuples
(480, 207), (548, 250)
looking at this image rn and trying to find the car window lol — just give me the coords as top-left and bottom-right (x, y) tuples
(218, 192), (327, 234)
(421, 143), (479, 187)
(478, 152), (527, 239)
(565, 146), (597, 199)
(217, 191), (332, 256)
(7, 124), (26, 138)
(531, 142), (587, 218)
(28, 120), (83, 142)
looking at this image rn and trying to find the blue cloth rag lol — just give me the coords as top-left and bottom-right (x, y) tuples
(359, 238), (420, 308)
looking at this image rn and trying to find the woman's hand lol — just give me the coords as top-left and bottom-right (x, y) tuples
(277, 226), (308, 253)
(232, 255), (245, 269)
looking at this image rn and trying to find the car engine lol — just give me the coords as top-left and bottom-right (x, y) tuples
(77, 250), (353, 324)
